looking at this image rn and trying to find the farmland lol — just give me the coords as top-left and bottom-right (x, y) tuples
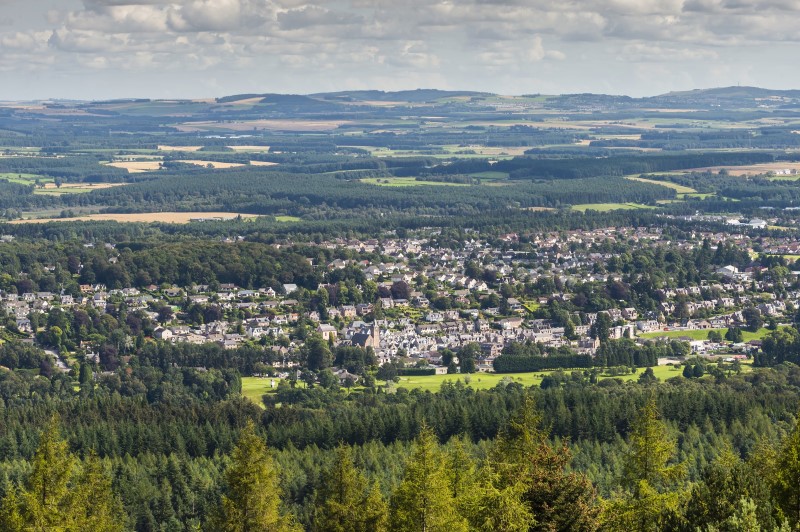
(571, 202), (657, 212)
(8, 211), (259, 224)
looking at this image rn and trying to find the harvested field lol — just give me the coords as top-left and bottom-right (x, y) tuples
(157, 145), (203, 152)
(228, 145), (271, 152)
(249, 161), (279, 167)
(9, 212), (258, 224)
(687, 162), (800, 176)
(177, 160), (246, 169)
(105, 161), (162, 173)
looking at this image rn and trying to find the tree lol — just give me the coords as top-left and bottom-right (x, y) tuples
(603, 398), (686, 531)
(683, 365), (694, 379)
(590, 313), (612, 343)
(0, 418), (124, 532)
(638, 367), (658, 384)
(390, 425), (468, 532)
(211, 421), (298, 532)
(314, 445), (388, 532)
(742, 307), (763, 333)
(725, 327), (743, 343)
(157, 305), (174, 325)
(489, 396), (600, 531)
(457, 343), (480, 374)
(302, 335), (333, 371)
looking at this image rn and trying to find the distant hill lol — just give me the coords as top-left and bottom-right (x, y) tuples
(310, 89), (492, 103)
(657, 86), (800, 100)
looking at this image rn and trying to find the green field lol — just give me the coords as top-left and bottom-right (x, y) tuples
(241, 376), (278, 404)
(275, 215), (301, 222)
(571, 203), (656, 212)
(639, 327), (780, 341)
(625, 176), (697, 194)
(390, 365), (692, 391)
(0, 172), (52, 184)
(469, 171), (510, 180)
(361, 177), (470, 187)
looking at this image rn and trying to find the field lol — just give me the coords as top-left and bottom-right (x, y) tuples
(275, 215), (302, 222)
(228, 145), (271, 152)
(361, 177), (470, 187)
(571, 203), (657, 212)
(389, 365), (694, 392)
(9, 212), (259, 224)
(625, 176), (697, 194)
(34, 183), (127, 195)
(177, 160), (246, 169)
(157, 145), (202, 152)
(249, 161), (279, 166)
(105, 161), (162, 173)
(175, 119), (350, 133)
(639, 326), (781, 341)
(241, 376), (278, 404)
(688, 162), (800, 176)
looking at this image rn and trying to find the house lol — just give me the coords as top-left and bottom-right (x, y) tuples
(317, 324), (338, 341)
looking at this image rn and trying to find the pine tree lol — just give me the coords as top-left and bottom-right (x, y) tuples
(314, 445), (388, 532)
(603, 397), (687, 531)
(22, 417), (76, 530)
(390, 425), (468, 532)
(211, 421), (299, 532)
(68, 453), (126, 531)
(489, 396), (599, 531)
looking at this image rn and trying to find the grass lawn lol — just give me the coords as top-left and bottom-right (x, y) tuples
(639, 327), (782, 341)
(241, 376), (278, 405)
(390, 372), (544, 392)
(571, 203), (657, 212)
(275, 215), (301, 222)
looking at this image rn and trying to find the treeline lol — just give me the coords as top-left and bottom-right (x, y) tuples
(421, 152), (775, 180)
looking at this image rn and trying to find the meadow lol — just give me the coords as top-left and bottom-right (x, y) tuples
(361, 177), (470, 187)
(638, 326), (781, 341)
(571, 202), (657, 212)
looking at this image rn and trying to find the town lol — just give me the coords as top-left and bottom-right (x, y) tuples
(3, 221), (794, 386)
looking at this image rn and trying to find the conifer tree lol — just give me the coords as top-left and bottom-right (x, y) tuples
(489, 395), (599, 531)
(390, 425), (468, 532)
(211, 421), (299, 532)
(603, 397), (687, 531)
(314, 445), (388, 532)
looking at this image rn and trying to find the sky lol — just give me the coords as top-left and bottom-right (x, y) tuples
(1, 0), (800, 100)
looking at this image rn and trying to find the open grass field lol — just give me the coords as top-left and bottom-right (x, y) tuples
(0, 172), (52, 184)
(470, 171), (510, 180)
(9, 212), (260, 224)
(241, 376), (277, 404)
(361, 177), (470, 187)
(389, 364), (699, 392)
(177, 160), (246, 169)
(625, 176), (697, 194)
(275, 215), (301, 222)
(34, 183), (128, 196)
(639, 326), (782, 341)
(571, 203), (657, 212)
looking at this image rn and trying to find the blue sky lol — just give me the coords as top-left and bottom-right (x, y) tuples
(1, 0), (799, 100)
